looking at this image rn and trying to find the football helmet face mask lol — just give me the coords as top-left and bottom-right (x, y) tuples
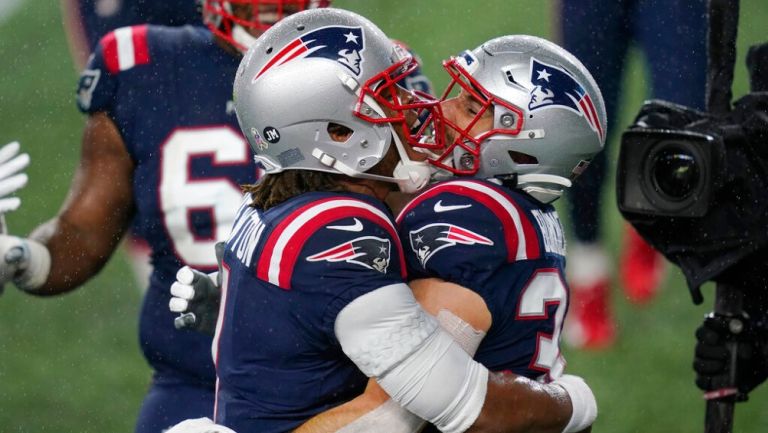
(233, 8), (440, 193)
(415, 35), (607, 203)
(202, 0), (331, 52)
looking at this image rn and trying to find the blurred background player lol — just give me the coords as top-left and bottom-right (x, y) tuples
(62, 0), (202, 291)
(556, 0), (707, 349)
(0, 1), (331, 432)
(62, 0), (201, 68)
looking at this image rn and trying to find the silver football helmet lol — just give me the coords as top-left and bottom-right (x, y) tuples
(418, 35), (607, 203)
(233, 8), (438, 193)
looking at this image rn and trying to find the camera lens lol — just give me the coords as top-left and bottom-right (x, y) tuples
(650, 146), (700, 201)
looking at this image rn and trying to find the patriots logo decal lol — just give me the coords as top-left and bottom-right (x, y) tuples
(409, 223), (493, 268)
(254, 25), (365, 81)
(307, 236), (390, 273)
(528, 58), (604, 140)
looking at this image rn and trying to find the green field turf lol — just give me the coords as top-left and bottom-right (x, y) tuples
(0, 0), (767, 431)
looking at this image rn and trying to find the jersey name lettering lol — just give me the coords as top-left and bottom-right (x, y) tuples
(530, 209), (566, 256)
(228, 204), (265, 267)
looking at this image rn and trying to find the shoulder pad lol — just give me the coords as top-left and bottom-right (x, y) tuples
(257, 197), (406, 289)
(398, 179), (541, 262)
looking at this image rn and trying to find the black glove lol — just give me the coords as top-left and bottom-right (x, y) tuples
(693, 313), (768, 400)
(169, 242), (225, 336)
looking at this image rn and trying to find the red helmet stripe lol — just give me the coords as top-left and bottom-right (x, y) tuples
(584, 94), (603, 140)
(254, 38), (306, 80)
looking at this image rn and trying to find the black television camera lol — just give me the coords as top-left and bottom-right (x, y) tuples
(616, 55), (768, 296)
(615, 1), (768, 430)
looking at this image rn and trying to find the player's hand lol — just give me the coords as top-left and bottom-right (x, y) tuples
(0, 141), (30, 213)
(165, 417), (237, 433)
(694, 313), (768, 400)
(170, 266), (221, 336)
(0, 235), (51, 293)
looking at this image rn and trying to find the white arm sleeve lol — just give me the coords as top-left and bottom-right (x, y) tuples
(336, 308), (488, 433)
(335, 284), (488, 433)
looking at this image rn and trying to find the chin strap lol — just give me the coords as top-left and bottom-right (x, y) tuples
(515, 173), (572, 204)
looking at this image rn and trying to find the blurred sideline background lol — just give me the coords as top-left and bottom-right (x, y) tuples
(0, 0), (766, 431)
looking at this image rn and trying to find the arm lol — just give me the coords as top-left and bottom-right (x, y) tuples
(334, 284), (596, 433)
(295, 278), (490, 433)
(470, 372), (572, 433)
(10, 112), (134, 295)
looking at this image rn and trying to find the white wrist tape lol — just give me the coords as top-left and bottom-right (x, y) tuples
(335, 284), (488, 433)
(6, 237), (51, 292)
(553, 374), (597, 433)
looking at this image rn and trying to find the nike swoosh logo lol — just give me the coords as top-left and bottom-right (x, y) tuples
(434, 200), (472, 213)
(327, 218), (364, 232)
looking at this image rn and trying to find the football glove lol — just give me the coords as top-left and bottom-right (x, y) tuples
(693, 312), (768, 400)
(169, 242), (225, 336)
(0, 141), (29, 214)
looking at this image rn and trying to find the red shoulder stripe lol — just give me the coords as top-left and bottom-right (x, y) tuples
(257, 198), (406, 289)
(100, 25), (150, 74)
(398, 180), (540, 261)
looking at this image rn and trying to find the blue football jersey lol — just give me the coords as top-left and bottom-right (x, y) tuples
(72, 0), (201, 51)
(76, 25), (259, 384)
(214, 191), (406, 433)
(397, 179), (569, 380)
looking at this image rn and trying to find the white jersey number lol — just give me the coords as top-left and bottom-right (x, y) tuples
(160, 127), (251, 268)
(517, 269), (567, 378)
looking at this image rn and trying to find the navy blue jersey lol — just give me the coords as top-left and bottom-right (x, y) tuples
(77, 25), (259, 384)
(214, 192), (406, 433)
(67, 0), (201, 51)
(397, 179), (568, 380)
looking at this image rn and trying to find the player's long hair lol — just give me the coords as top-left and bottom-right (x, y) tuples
(243, 170), (347, 210)
(244, 123), (397, 210)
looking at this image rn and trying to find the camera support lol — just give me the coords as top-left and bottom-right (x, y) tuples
(704, 1), (740, 432)
(704, 285), (743, 433)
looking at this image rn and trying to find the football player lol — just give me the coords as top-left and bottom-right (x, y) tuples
(183, 8), (597, 433)
(0, 1), (330, 432)
(294, 34), (606, 433)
